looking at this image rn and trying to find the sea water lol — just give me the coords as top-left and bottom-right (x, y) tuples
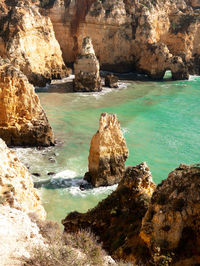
(14, 75), (200, 224)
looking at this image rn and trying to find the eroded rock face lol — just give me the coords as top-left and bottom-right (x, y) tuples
(140, 164), (200, 265)
(84, 112), (128, 187)
(0, 206), (45, 266)
(0, 59), (54, 146)
(0, 138), (46, 219)
(0, 0), (69, 86)
(105, 74), (119, 88)
(63, 162), (155, 264)
(73, 36), (102, 92)
(46, 0), (200, 79)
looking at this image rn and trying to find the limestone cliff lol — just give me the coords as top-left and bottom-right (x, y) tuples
(140, 164), (200, 265)
(63, 162), (155, 264)
(0, 58), (54, 146)
(0, 138), (46, 219)
(0, 0), (69, 86)
(46, 0), (200, 79)
(73, 36), (102, 92)
(84, 113), (129, 187)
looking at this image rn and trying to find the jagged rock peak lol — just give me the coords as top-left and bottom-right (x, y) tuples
(84, 112), (129, 187)
(0, 138), (46, 219)
(0, 58), (54, 147)
(81, 36), (95, 55)
(140, 164), (200, 265)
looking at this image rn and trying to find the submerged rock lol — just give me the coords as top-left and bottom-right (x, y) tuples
(0, 138), (46, 219)
(63, 162), (155, 264)
(105, 74), (119, 88)
(140, 164), (200, 265)
(73, 37), (102, 92)
(0, 58), (54, 147)
(84, 112), (129, 187)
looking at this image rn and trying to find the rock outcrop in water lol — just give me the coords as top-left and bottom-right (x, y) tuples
(0, 0), (69, 86)
(140, 164), (200, 265)
(84, 113), (129, 187)
(63, 162), (155, 264)
(45, 0), (200, 80)
(73, 36), (102, 92)
(0, 58), (54, 146)
(64, 163), (200, 264)
(105, 74), (119, 88)
(0, 138), (46, 219)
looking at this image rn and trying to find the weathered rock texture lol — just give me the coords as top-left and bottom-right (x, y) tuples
(0, 0), (69, 86)
(73, 36), (102, 92)
(0, 59), (54, 146)
(84, 113), (129, 187)
(105, 74), (119, 88)
(45, 0), (200, 80)
(141, 164), (200, 265)
(0, 206), (45, 266)
(0, 138), (46, 219)
(63, 162), (155, 264)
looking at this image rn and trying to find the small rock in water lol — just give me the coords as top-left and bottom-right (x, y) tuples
(47, 172), (56, 176)
(32, 173), (41, 177)
(105, 74), (119, 88)
(48, 157), (56, 163)
(79, 181), (93, 191)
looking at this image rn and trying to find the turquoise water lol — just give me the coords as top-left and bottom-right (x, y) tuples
(15, 75), (200, 224)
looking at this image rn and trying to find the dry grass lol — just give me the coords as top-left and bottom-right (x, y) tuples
(23, 217), (112, 266)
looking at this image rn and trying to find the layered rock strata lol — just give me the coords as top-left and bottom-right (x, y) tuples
(140, 164), (200, 265)
(46, 0), (200, 79)
(73, 36), (102, 92)
(63, 162), (155, 264)
(0, 59), (54, 146)
(84, 112), (129, 187)
(0, 0), (69, 86)
(0, 138), (46, 219)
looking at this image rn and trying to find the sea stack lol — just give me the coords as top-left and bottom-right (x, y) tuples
(73, 37), (102, 92)
(0, 58), (54, 147)
(84, 112), (129, 187)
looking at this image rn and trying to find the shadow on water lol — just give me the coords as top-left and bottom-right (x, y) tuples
(34, 176), (93, 190)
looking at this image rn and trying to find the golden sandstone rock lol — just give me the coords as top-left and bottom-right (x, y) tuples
(0, 58), (54, 146)
(0, 0), (69, 86)
(47, 0), (200, 79)
(63, 162), (155, 264)
(84, 113), (129, 187)
(140, 164), (200, 265)
(73, 36), (102, 92)
(0, 138), (46, 220)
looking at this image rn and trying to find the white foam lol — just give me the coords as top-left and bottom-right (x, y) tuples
(189, 75), (200, 81)
(68, 184), (117, 197)
(52, 169), (77, 179)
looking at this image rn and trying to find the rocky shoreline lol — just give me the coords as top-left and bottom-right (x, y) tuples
(0, 0), (199, 265)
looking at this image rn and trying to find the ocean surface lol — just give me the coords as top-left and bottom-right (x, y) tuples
(14, 73), (200, 224)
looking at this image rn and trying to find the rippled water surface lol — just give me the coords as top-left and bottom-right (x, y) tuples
(15, 75), (200, 224)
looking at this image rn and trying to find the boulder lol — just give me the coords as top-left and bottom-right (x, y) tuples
(73, 37), (102, 92)
(0, 138), (46, 219)
(84, 112), (129, 187)
(0, 58), (54, 146)
(105, 74), (119, 88)
(140, 164), (200, 265)
(63, 162), (155, 264)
